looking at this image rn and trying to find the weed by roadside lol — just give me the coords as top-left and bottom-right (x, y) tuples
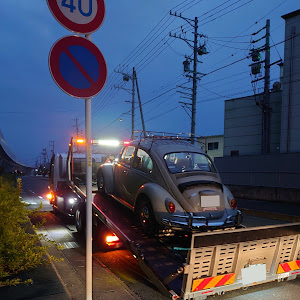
(0, 177), (62, 287)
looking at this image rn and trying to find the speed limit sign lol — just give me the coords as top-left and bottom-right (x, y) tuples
(47, 0), (105, 34)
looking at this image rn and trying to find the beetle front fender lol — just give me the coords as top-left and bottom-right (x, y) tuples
(98, 164), (114, 194)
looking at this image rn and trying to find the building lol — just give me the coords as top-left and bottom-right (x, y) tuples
(280, 9), (300, 153)
(223, 91), (282, 156)
(197, 135), (224, 160)
(214, 9), (300, 203)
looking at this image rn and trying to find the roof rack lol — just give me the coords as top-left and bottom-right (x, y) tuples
(133, 130), (203, 143)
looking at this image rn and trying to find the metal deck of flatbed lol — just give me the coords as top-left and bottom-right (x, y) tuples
(92, 192), (186, 297)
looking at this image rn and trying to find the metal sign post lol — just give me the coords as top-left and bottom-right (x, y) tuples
(47, 1), (106, 299)
(85, 33), (93, 298)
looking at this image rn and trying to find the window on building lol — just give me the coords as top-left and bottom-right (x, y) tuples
(208, 142), (219, 150)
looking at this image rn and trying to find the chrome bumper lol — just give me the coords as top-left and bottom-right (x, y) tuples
(161, 210), (243, 231)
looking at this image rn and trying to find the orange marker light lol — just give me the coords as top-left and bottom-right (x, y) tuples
(76, 139), (85, 144)
(47, 192), (54, 200)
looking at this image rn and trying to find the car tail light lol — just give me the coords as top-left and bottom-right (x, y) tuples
(105, 233), (120, 245)
(230, 198), (237, 209)
(166, 199), (176, 213)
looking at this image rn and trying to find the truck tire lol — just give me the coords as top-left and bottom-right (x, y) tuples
(135, 196), (158, 235)
(97, 171), (106, 194)
(52, 205), (58, 215)
(75, 204), (86, 234)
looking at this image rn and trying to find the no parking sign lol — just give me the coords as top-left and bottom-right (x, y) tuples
(49, 35), (107, 98)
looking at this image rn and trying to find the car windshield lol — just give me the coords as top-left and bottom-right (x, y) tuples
(164, 152), (216, 174)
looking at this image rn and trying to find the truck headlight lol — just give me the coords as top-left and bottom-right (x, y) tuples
(69, 198), (77, 204)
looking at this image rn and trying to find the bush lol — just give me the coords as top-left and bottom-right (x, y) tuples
(0, 177), (54, 286)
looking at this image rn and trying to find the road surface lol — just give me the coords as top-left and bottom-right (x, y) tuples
(21, 175), (300, 300)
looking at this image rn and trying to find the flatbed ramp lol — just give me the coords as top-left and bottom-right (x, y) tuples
(93, 192), (185, 298)
(92, 193), (300, 300)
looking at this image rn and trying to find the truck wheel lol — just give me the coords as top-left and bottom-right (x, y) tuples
(97, 171), (105, 194)
(135, 197), (158, 234)
(75, 205), (86, 234)
(52, 205), (58, 215)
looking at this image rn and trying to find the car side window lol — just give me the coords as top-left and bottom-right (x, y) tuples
(120, 146), (135, 167)
(133, 148), (153, 173)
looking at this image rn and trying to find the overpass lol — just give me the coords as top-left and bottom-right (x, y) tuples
(0, 130), (32, 174)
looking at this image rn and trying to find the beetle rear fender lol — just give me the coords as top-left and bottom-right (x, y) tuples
(97, 164), (114, 194)
(223, 184), (236, 210)
(134, 183), (185, 222)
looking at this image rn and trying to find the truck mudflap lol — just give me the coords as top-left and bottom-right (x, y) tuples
(181, 222), (300, 300)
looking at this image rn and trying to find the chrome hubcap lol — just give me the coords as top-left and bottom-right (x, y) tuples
(141, 206), (149, 222)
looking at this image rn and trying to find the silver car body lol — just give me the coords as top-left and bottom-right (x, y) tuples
(98, 138), (241, 232)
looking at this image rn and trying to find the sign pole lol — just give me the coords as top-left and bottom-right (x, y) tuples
(85, 33), (93, 300)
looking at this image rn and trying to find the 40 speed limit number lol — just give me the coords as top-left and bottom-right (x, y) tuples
(47, 0), (105, 34)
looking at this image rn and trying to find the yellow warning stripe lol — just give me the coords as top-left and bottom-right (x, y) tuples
(277, 260), (300, 274)
(192, 273), (235, 292)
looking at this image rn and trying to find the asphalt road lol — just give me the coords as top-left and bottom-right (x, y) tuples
(20, 175), (300, 300)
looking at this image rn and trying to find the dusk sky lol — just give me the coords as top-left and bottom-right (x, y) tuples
(0, 0), (299, 167)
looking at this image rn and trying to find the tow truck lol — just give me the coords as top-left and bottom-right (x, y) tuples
(48, 137), (300, 300)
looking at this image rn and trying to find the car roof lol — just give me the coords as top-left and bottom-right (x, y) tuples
(128, 138), (206, 157)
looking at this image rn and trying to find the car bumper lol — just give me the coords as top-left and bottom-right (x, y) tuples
(161, 210), (243, 232)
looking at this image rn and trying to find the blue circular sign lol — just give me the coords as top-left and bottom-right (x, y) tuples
(49, 35), (107, 98)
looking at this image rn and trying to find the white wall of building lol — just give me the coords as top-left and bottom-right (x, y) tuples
(197, 135), (224, 160)
(223, 91), (282, 156)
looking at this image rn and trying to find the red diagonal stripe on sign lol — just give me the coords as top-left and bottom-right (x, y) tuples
(281, 263), (292, 273)
(296, 260), (300, 268)
(194, 277), (213, 291)
(64, 48), (94, 86)
(215, 274), (234, 287)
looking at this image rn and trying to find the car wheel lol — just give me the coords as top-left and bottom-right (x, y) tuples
(136, 197), (158, 234)
(97, 171), (105, 193)
(75, 205), (86, 234)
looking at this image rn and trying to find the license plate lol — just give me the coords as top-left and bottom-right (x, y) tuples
(241, 264), (266, 285)
(201, 195), (220, 207)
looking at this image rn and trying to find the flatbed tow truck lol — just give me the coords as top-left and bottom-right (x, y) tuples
(49, 141), (300, 300)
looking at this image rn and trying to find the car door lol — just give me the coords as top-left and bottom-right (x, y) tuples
(124, 148), (154, 203)
(114, 145), (135, 205)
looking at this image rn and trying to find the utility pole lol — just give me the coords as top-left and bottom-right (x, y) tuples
(115, 69), (135, 139)
(74, 117), (80, 152)
(191, 17), (198, 144)
(131, 68), (135, 139)
(41, 148), (48, 167)
(169, 11), (207, 144)
(263, 19), (271, 154)
(133, 68), (146, 137)
(116, 67), (146, 139)
(250, 19), (281, 154)
(49, 141), (55, 157)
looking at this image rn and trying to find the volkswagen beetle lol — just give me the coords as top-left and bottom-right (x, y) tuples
(97, 136), (242, 233)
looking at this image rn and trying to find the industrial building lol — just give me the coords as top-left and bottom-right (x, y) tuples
(215, 9), (300, 203)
